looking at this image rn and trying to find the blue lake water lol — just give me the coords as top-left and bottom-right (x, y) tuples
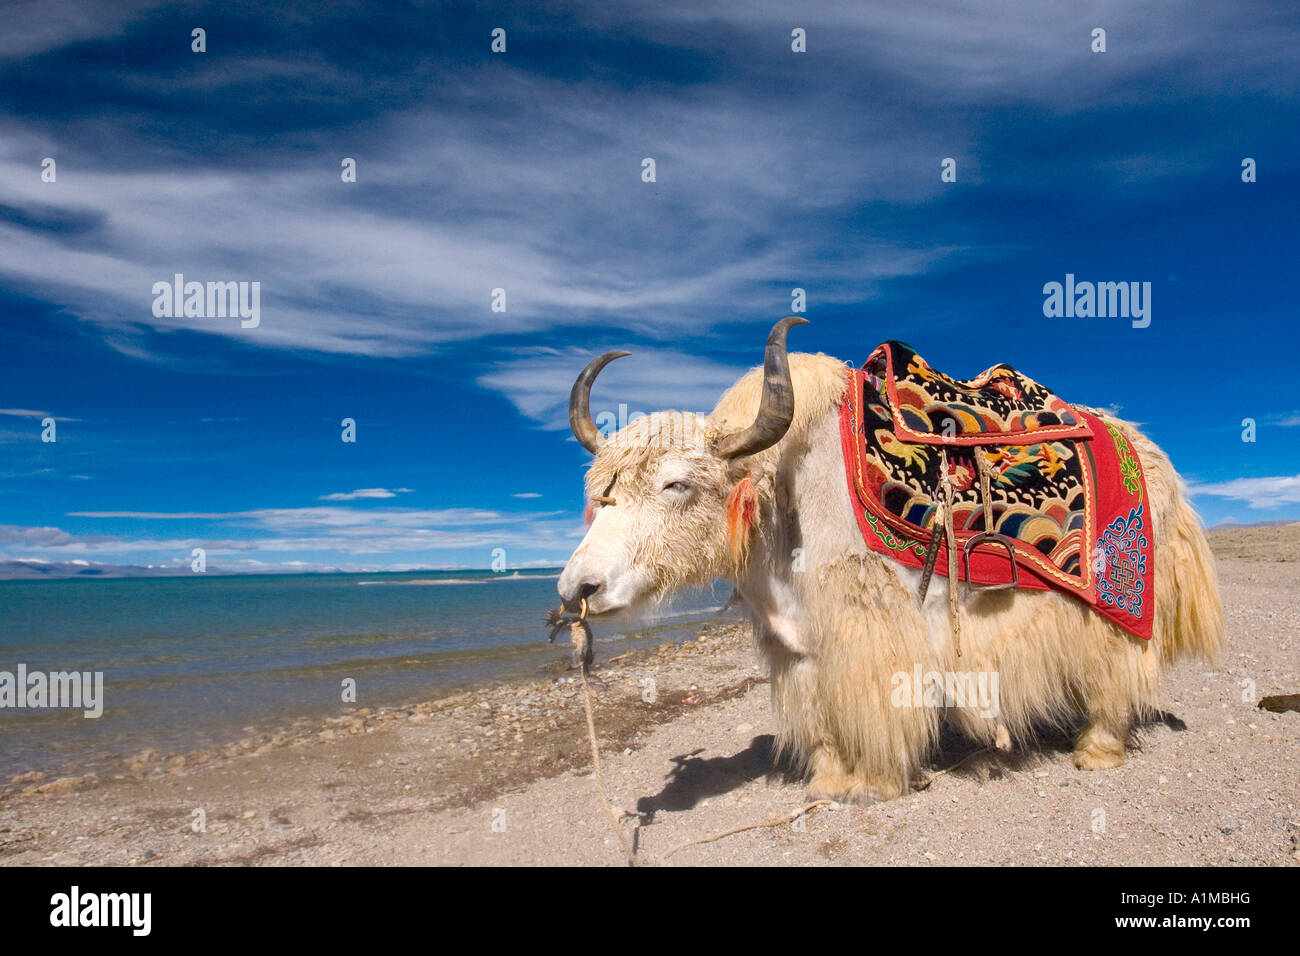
(0, 570), (736, 778)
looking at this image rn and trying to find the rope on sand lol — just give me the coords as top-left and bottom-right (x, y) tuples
(662, 800), (831, 861)
(578, 661), (637, 867)
(913, 746), (993, 792)
(664, 745), (996, 859)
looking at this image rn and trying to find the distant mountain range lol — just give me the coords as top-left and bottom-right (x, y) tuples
(1208, 519), (1300, 531)
(0, 560), (192, 580)
(0, 560), (559, 581)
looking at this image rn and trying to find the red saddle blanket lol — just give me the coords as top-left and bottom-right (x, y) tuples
(839, 341), (1154, 639)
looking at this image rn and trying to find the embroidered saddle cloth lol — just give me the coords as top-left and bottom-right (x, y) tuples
(839, 341), (1154, 639)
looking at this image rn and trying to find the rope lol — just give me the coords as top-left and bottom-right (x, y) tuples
(574, 619), (637, 867)
(662, 801), (831, 860)
(939, 450), (962, 658)
(975, 450), (995, 530)
(913, 747), (994, 792)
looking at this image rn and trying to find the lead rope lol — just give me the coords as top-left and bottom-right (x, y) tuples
(971, 450), (1012, 749)
(975, 449), (996, 531)
(572, 599), (636, 867)
(939, 450), (961, 658)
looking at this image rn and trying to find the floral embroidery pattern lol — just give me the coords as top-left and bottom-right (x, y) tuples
(1104, 422), (1143, 503)
(1095, 506), (1148, 619)
(864, 511), (928, 559)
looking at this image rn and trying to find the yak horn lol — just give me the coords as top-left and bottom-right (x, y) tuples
(715, 316), (809, 460)
(569, 350), (631, 454)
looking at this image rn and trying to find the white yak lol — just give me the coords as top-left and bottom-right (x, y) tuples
(558, 318), (1224, 802)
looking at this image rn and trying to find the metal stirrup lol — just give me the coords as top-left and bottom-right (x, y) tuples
(962, 532), (1019, 593)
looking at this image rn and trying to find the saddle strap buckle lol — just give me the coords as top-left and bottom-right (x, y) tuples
(962, 532), (1019, 593)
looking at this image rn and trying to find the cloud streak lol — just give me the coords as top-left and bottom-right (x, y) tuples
(8, 1), (1290, 361)
(480, 345), (750, 430)
(4, 501), (587, 566)
(317, 487), (413, 501)
(1188, 474), (1300, 510)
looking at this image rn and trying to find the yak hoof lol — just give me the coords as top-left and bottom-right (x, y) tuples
(1072, 725), (1127, 770)
(994, 724), (1012, 751)
(808, 774), (902, 805)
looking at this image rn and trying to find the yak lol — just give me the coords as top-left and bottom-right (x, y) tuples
(557, 317), (1224, 803)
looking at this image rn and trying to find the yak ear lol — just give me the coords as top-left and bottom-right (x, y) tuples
(725, 458), (754, 482)
(725, 475), (759, 568)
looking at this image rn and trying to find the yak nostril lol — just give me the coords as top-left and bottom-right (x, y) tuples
(561, 576), (606, 612)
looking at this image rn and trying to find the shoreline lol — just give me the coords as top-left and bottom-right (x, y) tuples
(0, 607), (737, 784)
(0, 529), (1296, 866)
(1, 620), (760, 819)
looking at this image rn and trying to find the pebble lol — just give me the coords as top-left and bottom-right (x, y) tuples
(26, 774), (96, 795)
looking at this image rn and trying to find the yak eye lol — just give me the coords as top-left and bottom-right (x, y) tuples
(662, 480), (691, 494)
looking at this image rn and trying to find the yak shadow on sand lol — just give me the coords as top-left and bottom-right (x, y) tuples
(635, 734), (801, 823)
(632, 709), (1191, 825)
(925, 708), (1189, 786)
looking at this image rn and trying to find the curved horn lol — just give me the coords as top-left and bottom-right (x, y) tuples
(569, 350), (631, 454)
(715, 316), (809, 460)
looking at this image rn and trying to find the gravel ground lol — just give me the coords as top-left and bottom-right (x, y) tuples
(1, 527), (1296, 866)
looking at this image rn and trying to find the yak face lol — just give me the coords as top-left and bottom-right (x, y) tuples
(557, 412), (741, 615)
(557, 316), (808, 617)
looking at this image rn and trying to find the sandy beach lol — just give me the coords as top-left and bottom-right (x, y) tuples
(1, 525), (1296, 867)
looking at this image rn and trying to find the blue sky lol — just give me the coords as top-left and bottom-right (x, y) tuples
(1, 0), (1298, 574)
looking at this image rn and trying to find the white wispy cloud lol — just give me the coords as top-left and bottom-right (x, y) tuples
(0, 408), (80, 421)
(6, 500), (587, 562)
(479, 345), (750, 430)
(0, 524), (259, 553)
(67, 506), (543, 528)
(317, 487), (413, 501)
(1187, 474), (1300, 509)
(6, 2), (1291, 363)
(0, 0), (169, 58)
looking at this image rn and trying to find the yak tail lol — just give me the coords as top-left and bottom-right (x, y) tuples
(1158, 490), (1226, 665)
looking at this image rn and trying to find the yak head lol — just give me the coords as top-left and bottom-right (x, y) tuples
(557, 317), (807, 616)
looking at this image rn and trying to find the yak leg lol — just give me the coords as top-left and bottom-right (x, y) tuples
(1071, 634), (1151, 770)
(1072, 716), (1129, 770)
(808, 744), (905, 804)
(807, 744), (854, 801)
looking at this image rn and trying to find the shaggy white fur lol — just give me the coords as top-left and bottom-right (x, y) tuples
(565, 352), (1225, 802)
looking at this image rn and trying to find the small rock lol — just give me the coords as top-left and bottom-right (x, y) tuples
(30, 774), (95, 795)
